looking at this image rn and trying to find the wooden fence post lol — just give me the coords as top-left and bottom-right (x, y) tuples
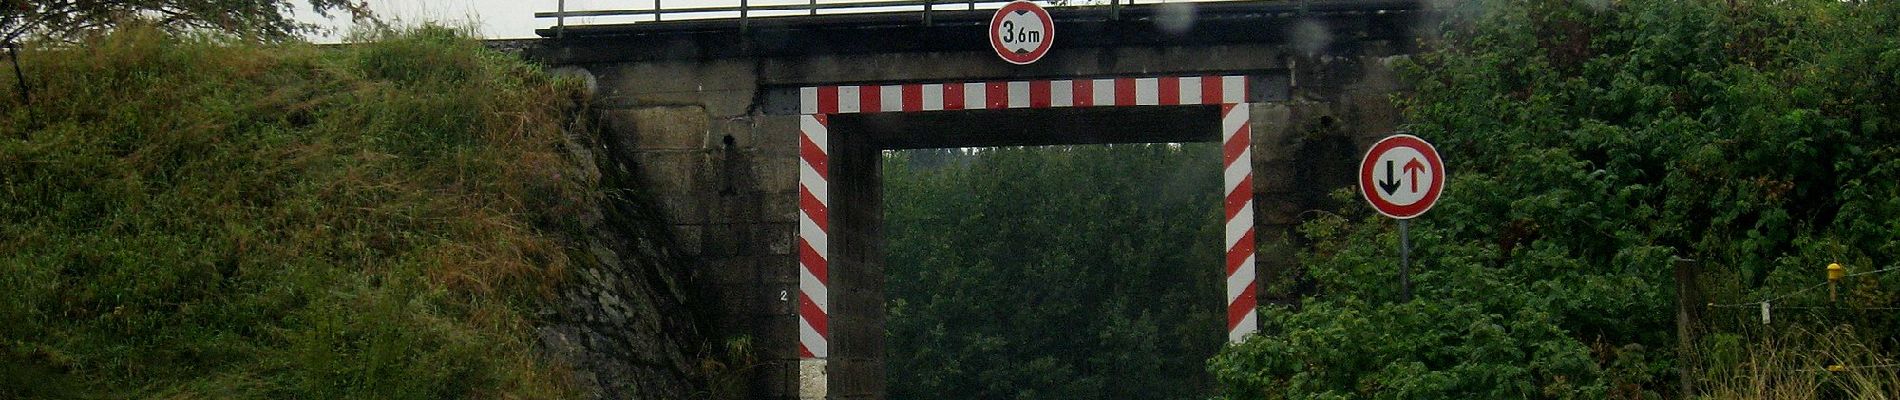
(1673, 257), (1702, 398)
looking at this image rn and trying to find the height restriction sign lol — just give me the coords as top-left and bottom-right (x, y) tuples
(989, 1), (1054, 65)
(1358, 134), (1445, 219)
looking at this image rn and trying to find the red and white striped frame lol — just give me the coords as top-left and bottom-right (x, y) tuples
(797, 113), (831, 359)
(1221, 103), (1258, 343)
(798, 76), (1247, 114)
(794, 75), (1260, 364)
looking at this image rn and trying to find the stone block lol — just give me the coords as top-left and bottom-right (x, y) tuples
(711, 117), (755, 150)
(752, 281), (796, 315)
(704, 255), (757, 285)
(1343, 54), (1407, 96)
(595, 60), (759, 116)
(831, 260), (884, 290)
(763, 191), (800, 224)
(755, 116), (803, 157)
(825, 358), (884, 398)
(762, 254), (798, 288)
(1256, 196), (1304, 226)
(1256, 225), (1296, 249)
(767, 284), (798, 318)
(764, 223), (796, 256)
(650, 193), (707, 225)
(1347, 92), (1402, 136)
(1254, 160), (1297, 195)
(1257, 245), (1299, 280)
(798, 359), (828, 400)
(699, 223), (743, 258)
(710, 193), (762, 225)
(1250, 103), (1298, 163)
(671, 225), (703, 256)
(836, 286), (885, 324)
(1284, 101), (1342, 140)
(754, 154), (800, 195)
(629, 152), (709, 194)
(706, 292), (750, 335)
(750, 358), (794, 400)
(600, 106), (710, 150)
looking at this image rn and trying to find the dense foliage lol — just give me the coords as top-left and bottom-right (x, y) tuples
(0, 27), (586, 398)
(883, 145), (1225, 399)
(2, 0), (368, 43)
(1210, 0), (1900, 398)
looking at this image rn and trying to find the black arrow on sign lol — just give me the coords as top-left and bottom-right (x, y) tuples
(1377, 160), (1402, 195)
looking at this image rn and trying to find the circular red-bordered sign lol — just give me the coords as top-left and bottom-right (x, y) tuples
(1358, 134), (1446, 219)
(989, 1), (1054, 65)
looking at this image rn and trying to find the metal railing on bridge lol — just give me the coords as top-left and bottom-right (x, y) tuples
(535, 0), (1281, 37)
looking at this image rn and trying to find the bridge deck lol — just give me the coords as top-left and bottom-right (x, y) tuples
(526, 0), (1434, 63)
(539, 0), (1426, 35)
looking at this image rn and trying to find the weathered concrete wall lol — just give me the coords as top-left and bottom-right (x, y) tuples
(521, 3), (1424, 397)
(1254, 50), (1417, 303)
(533, 104), (706, 399)
(581, 74), (815, 399)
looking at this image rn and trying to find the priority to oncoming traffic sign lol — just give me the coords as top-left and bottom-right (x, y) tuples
(1359, 133), (1445, 302)
(1358, 134), (1445, 219)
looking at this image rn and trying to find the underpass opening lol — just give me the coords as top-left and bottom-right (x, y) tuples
(879, 141), (1227, 399)
(794, 77), (1261, 399)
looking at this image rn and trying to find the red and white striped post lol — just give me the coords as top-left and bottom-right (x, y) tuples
(1221, 102), (1258, 343)
(794, 111), (831, 398)
(796, 113), (831, 360)
(793, 75), (1259, 397)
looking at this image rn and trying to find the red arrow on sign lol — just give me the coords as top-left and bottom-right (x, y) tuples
(1403, 158), (1424, 193)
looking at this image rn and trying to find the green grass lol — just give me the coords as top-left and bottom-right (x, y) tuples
(1, 25), (589, 399)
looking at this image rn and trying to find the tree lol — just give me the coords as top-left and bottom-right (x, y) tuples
(2, 0), (370, 43)
(883, 144), (1226, 400)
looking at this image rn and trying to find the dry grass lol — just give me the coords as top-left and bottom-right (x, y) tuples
(1700, 325), (1900, 400)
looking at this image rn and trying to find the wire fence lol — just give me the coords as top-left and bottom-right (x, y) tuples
(1695, 263), (1900, 376)
(1708, 265), (1900, 309)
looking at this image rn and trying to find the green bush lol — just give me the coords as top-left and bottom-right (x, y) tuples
(0, 26), (587, 399)
(1211, 0), (1900, 398)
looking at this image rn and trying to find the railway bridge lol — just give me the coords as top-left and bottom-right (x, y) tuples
(521, 1), (1440, 397)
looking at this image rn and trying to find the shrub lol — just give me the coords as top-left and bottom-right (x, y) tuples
(1210, 0), (1900, 398)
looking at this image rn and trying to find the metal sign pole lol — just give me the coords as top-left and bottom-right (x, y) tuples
(1399, 219), (1412, 302)
(1360, 134), (1441, 304)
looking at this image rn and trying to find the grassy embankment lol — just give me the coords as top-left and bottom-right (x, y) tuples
(1, 26), (592, 398)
